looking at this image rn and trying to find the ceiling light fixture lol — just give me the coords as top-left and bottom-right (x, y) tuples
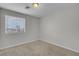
(32, 3), (40, 8)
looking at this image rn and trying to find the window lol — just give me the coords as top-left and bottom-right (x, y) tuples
(5, 15), (25, 33)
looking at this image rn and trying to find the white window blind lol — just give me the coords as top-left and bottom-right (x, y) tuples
(5, 15), (25, 33)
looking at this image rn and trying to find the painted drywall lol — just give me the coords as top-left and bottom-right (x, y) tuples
(0, 9), (1, 41)
(0, 9), (40, 49)
(40, 6), (79, 52)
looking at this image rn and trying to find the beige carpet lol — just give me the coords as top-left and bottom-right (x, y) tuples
(0, 40), (79, 56)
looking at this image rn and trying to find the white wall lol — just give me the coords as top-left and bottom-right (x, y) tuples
(0, 9), (1, 41)
(0, 9), (40, 49)
(40, 6), (79, 52)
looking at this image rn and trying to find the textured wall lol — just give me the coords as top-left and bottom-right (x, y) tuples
(0, 9), (40, 49)
(40, 6), (79, 52)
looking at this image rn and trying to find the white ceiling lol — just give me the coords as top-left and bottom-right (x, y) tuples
(0, 3), (78, 18)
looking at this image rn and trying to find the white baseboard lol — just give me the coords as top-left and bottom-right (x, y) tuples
(0, 39), (37, 50)
(41, 39), (79, 53)
(0, 38), (79, 53)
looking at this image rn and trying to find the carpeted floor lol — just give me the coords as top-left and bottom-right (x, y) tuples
(0, 40), (79, 56)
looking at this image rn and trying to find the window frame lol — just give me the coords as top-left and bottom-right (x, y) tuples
(5, 15), (26, 34)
